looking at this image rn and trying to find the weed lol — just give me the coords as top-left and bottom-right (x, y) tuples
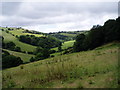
(20, 65), (24, 69)
(7, 80), (16, 88)
(88, 80), (94, 84)
(77, 82), (84, 89)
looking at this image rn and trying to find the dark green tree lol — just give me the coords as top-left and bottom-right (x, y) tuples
(73, 34), (85, 52)
(2, 54), (23, 69)
(29, 57), (35, 62)
(58, 42), (62, 52)
(14, 47), (21, 52)
(35, 48), (50, 60)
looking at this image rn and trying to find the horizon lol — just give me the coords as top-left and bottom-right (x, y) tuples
(0, 26), (89, 33)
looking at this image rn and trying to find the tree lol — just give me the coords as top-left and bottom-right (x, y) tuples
(73, 34), (85, 52)
(104, 18), (120, 42)
(35, 48), (50, 60)
(14, 47), (21, 52)
(73, 17), (120, 52)
(2, 54), (23, 69)
(58, 42), (62, 52)
(29, 57), (35, 62)
(84, 26), (104, 50)
(5, 42), (16, 50)
(19, 35), (61, 49)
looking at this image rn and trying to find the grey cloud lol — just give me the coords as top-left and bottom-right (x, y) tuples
(17, 2), (118, 19)
(1, 2), (118, 29)
(2, 2), (22, 16)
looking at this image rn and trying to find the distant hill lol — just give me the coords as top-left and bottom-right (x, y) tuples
(48, 31), (88, 42)
(0, 27), (45, 37)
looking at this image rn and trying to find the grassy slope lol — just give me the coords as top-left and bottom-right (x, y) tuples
(52, 40), (75, 51)
(51, 40), (75, 56)
(2, 42), (119, 88)
(2, 31), (36, 52)
(9, 29), (44, 37)
(3, 49), (35, 63)
(60, 33), (76, 37)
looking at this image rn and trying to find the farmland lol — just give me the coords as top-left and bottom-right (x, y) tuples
(9, 29), (44, 37)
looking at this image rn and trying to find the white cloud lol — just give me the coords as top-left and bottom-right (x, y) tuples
(1, 2), (118, 32)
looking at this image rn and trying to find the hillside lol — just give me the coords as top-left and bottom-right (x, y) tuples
(48, 31), (87, 42)
(0, 27), (44, 37)
(9, 29), (44, 37)
(3, 49), (34, 63)
(2, 42), (119, 88)
(2, 31), (36, 52)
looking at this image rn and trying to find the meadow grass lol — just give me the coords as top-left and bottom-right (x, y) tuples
(2, 42), (119, 88)
(2, 31), (36, 52)
(3, 49), (35, 63)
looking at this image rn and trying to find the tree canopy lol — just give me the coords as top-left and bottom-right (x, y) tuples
(73, 17), (120, 52)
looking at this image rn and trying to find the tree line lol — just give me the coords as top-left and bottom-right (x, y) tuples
(18, 35), (61, 49)
(73, 17), (120, 52)
(2, 50), (23, 69)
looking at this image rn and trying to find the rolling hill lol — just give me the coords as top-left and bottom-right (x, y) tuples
(3, 49), (35, 63)
(2, 42), (119, 88)
(48, 31), (87, 42)
(0, 27), (44, 37)
(9, 29), (44, 37)
(2, 31), (36, 52)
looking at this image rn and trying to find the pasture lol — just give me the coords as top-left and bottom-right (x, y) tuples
(2, 42), (119, 88)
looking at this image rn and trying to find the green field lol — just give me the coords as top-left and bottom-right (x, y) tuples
(2, 42), (119, 88)
(9, 29), (44, 37)
(60, 33), (76, 37)
(2, 31), (36, 52)
(3, 49), (35, 63)
(52, 40), (75, 51)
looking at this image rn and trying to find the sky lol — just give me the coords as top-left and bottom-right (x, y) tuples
(0, 0), (119, 33)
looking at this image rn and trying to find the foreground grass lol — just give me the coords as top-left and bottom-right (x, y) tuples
(2, 31), (36, 52)
(2, 42), (119, 88)
(3, 49), (35, 63)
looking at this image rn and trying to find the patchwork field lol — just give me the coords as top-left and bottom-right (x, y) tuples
(9, 29), (44, 37)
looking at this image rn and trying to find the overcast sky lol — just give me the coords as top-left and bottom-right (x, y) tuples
(1, 1), (118, 33)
